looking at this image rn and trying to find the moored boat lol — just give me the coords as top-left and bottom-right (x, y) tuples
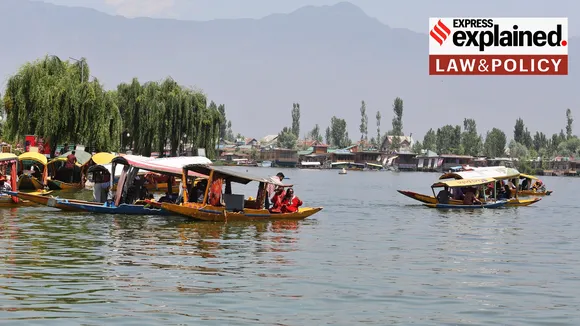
(5, 190), (84, 211)
(17, 152), (48, 191)
(161, 164), (323, 222)
(46, 150), (92, 190)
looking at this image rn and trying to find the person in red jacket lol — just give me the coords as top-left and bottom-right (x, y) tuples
(268, 186), (286, 213)
(281, 187), (302, 213)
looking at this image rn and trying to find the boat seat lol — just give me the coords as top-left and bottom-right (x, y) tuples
(223, 194), (244, 212)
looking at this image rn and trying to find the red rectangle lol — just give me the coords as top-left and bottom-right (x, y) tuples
(429, 55), (568, 75)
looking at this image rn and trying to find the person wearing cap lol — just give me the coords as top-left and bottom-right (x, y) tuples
(264, 172), (285, 209)
(0, 175), (12, 192)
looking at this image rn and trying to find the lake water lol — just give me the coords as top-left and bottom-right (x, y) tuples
(1, 167), (579, 325)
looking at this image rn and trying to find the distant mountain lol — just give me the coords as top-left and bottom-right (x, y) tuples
(0, 0), (578, 141)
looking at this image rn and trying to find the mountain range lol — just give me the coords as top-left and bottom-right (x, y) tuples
(0, 0), (577, 141)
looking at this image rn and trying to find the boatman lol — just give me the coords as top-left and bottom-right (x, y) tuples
(65, 150), (77, 182)
(265, 172), (285, 209)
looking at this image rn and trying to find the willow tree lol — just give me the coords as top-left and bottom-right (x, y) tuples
(2, 55), (121, 155)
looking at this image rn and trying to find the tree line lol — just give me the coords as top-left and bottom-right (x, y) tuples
(1, 55), (230, 158)
(275, 97), (577, 169)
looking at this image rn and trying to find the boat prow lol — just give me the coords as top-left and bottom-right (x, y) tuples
(423, 200), (508, 209)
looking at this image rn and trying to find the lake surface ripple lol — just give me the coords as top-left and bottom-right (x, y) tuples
(1, 168), (579, 325)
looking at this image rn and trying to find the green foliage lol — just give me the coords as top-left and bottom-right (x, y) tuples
(411, 140), (422, 154)
(566, 109), (573, 139)
(2, 55), (121, 155)
(389, 97), (404, 150)
(422, 128), (437, 152)
(291, 103), (300, 138)
(461, 118), (483, 156)
(436, 125), (461, 154)
(309, 124), (323, 143)
(277, 126), (297, 149)
(329, 116), (349, 148)
(359, 100), (368, 140)
(325, 126), (331, 145)
(375, 111), (381, 145)
(484, 128), (507, 157)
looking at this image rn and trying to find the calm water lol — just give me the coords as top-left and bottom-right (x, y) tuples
(1, 168), (579, 325)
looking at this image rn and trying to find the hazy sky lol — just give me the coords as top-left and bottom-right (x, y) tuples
(39, 0), (579, 36)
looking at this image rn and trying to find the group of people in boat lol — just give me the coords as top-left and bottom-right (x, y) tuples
(437, 186), (483, 205)
(519, 178), (545, 192)
(265, 172), (303, 213)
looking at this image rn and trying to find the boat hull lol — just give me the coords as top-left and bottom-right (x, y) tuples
(17, 175), (45, 191)
(517, 190), (553, 196)
(161, 203), (323, 222)
(423, 201), (507, 209)
(47, 178), (84, 190)
(0, 195), (38, 207)
(397, 190), (541, 207)
(7, 191), (86, 211)
(55, 200), (172, 215)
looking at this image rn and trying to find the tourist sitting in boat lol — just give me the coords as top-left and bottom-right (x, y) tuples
(268, 186), (286, 213)
(158, 192), (176, 203)
(0, 175), (12, 192)
(463, 187), (482, 205)
(281, 187), (303, 213)
(531, 180), (545, 192)
(436, 186), (451, 204)
(520, 178), (529, 190)
(452, 187), (464, 200)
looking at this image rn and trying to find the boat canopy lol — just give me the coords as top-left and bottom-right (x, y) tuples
(440, 166), (520, 180)
(432, 177), (496, 188)
(112, 155), (208, 178)
(183, 164), (291, 186)
(18, 152), (48, 165)
(91, 152), (116, 165)
(59, 150), (92, 165)
(519, 173), (538, 180)
(0, 153), (18, 163)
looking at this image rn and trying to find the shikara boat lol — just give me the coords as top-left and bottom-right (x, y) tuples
(397, 190), (541, 207)
(52, 155), (208, 215)
(424, 178), (508, 209)
(17, 152), (48, 191)
(5, 190), (83, 211)
(161, 164), (323, 222)
(517, 173), (553, 196)
(45, 150), (92, 190)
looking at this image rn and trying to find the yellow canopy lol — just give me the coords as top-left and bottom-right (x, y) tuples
(519, 173), (538, 180)
(18, 152), (48, 165)
(47, 157), (82, 167)
(91, 152), (116, 165)
(0, 153), (18, 162)
(432, 177), (496, 188)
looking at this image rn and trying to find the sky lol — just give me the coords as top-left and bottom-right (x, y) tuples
(39, 0), (579, 36)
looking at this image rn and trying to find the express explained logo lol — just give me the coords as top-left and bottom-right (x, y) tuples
(430, 18), (567, 51)
(430, 19), (451, 46)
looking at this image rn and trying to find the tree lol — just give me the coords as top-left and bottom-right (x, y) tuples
(226, 121), (234, 142)
(217, 103), (227, 140)
(309, 124), (323, 143)
(566, 108), (573, 139)
(533, 131), (547, 152)
(411, 141), (423, 154)
(436, 125), (461, 154)
(484, 128), (507, 157)
(422, 128), (437, 152)
(325, 126), (331, 145)
(329, 116), (349, 148)
(359, 100), (368, 140)
(3, 55), (121, 156)
(461, 118), (483, 156)
(389, 97), (404, 150)
(514, 118), (525, 144)
(291, 103), (300, 138)
(277, 126), (297, 149)
(376, 111), (381, 146)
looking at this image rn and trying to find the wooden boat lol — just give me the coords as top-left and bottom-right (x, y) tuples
(17, 152), (48, 191)
(161, 164), (323, 222)
(423, 201), (507, 209)
(5, 190), (85, 211)
(397, 190), (541, 207)
(424, 177), (508, 209)
(47, 155), (209, 215)
(517, 173), (553, 196)
(46, 150), (105, 190)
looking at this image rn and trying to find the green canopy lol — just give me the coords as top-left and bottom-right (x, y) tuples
(59, 150), (92, 165)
